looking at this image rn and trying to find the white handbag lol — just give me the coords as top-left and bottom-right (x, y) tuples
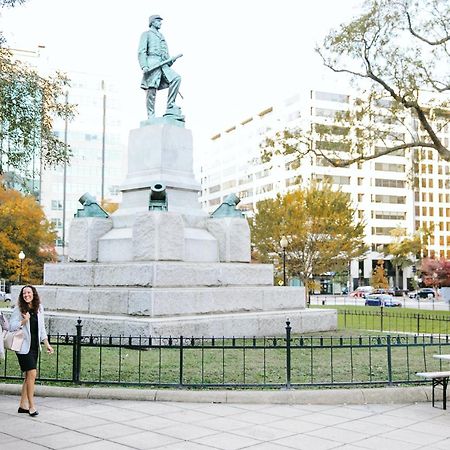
(3, 328), (24, 352)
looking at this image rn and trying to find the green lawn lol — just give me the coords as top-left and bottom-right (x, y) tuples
(311, 305), (450, 335)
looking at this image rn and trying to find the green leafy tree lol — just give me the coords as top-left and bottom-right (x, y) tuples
(263, 0), (450, 167)
(0, 183), (57, 284)
(250, 182), (367, 299)
(371, 259), (388, 289)
(0, 48), (75, 177)
(384, 227), (422, 288)
(0, 1), (76, 179)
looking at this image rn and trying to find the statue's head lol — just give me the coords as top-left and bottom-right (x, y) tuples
(149, 15), (163, 27)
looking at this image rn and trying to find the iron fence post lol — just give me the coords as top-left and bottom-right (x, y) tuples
(380, 306), (384, 332)
(285, 319), (291, 389)
(72, 318), (82, 384)
(386, 334), (393, 386)
(179, 335), (184, 387)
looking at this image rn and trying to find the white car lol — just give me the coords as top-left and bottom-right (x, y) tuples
(0, 291), (11, 302)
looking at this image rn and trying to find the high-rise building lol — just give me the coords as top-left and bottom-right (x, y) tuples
(199, 87), (450, 292)
(8, 46), (126, 258)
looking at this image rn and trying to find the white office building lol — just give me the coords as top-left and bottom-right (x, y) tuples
(199, 87), (450, 293)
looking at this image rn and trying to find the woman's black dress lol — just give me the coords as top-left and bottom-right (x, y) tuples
(17, 310), (38, 372)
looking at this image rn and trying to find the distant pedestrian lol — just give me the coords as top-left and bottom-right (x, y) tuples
(9, 285), (53, 416)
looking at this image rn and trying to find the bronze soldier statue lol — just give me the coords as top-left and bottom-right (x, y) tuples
(138, 15), (184, 122)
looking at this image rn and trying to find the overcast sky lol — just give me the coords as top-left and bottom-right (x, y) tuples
(1, 0), (362, 144)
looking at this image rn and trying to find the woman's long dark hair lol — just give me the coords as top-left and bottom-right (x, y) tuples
(18, 285), (41, 314)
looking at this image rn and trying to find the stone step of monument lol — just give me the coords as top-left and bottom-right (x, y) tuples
(33, 285), (304, 318)
(96, 226), (219, 263)
(41, 308), (337, 337)
(44, 261), (274, 287)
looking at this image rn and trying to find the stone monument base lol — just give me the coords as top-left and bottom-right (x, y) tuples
(12, 260), (337, 337)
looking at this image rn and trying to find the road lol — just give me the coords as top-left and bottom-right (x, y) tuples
(309, 295), (450, 311)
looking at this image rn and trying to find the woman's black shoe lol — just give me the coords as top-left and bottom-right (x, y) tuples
(28, 410), (39, 417)
(18, 407), (29, 413)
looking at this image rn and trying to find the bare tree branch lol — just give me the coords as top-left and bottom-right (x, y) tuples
(405, 10), (450, 46)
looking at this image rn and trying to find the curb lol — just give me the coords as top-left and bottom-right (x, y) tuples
(0, 383), (434, 405)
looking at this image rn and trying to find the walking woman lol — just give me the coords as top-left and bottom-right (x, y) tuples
(9, 285), (53, 416)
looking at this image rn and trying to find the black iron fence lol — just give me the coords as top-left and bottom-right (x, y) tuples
(2, 317), (450, 389)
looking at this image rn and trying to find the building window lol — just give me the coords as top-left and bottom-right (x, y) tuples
(255, 169), (270, 179)
(238, 174), (253, 185)
(314, 91), (350, 103)
(313, 108), (344, 119)
(51, 200), (63, 210)
(51, 218), (63, 229)
(372, 211), (406, 220)
(372, 227), (404, 236)
(222, 180), (236, 190)
(209, 184), (220, 194)
(285, 176), (301, 187)
(372, 195), (406, 204)
(374, 179), (405, 188)
(255, 183), (273, 195)
(374, 162), (405, 172)
(238, 189), (253, 199)
(209, 198), (221, 206)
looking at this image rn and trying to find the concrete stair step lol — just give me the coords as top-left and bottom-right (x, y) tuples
(35, 285), (304, 318)
(44, 261), (274, 287)
(40, 308), (337, 337)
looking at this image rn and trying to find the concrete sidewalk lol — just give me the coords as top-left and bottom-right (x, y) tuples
(0, 390), (450, 449)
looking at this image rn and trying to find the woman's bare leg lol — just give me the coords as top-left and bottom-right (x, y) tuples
(19, 375), (29, 409)
(25, 369), (37, 412)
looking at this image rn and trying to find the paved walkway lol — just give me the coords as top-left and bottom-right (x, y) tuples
(1, 389), (450, 449)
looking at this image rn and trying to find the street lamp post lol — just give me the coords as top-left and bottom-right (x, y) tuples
(18, 251), (25, 285)
(280, 236), (288, 286)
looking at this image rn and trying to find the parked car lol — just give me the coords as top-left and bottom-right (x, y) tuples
(350, 286), (374, 298)
(0, 291), (11, 302)
(392, 287), (407, 297)
(365, 294), (402, 307)
(372, 288), (394, 295)
(410, 288), (436, 298)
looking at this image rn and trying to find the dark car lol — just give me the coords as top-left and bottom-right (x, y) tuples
(392, 287), (407, 297)
(417, 288), (436, 299)
(365, 294), (402, 307)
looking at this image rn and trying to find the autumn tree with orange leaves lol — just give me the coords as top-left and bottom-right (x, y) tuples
(0, 184), (57, 284)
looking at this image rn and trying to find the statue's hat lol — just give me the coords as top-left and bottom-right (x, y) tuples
(149, 15), (163, 26)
